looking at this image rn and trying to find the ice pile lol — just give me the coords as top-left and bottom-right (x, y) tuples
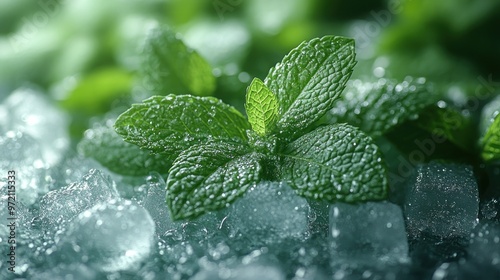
(38, 169), (120, 228)
(56, 199), (155, 272)
(223, 181), (310, 246)
(329, 201), (409, 268)
(404, 162), (479, 239)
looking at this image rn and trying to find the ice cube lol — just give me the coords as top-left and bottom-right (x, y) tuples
(0, 131), (47, 205)
(223, 181), (310, 246)
(0, 87), (69, 167)
(404, 162), (479, 238)
(38, 169), (120, 228)
(141, 172), (175, 235)
(329, 201), (409, 267)
(57, 199), (155, 272)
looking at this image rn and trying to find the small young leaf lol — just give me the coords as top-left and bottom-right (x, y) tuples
(279, 124), (387, 203)
(167, 142), (261, 220)
(327, 77), (437, 138)
(480, 96), (500, 161)
(245, 78), (279, 136)
(264, 36), (356, 140)
(142, 26), (215, 96)
(78, 123), (172, 176)
(114, 95), (250, 156)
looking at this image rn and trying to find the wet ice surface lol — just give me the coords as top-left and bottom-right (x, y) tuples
(38, 169), (120, 229)
(56, 199), (155, 272)
(1, 159), (498, 280)
(329, 202), (409, 270)
(223, 181), (310, 246)
(404, 162), (479, 239)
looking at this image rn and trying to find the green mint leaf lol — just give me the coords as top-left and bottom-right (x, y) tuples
(279, 123), (387, 203)
(264, 36), (356, 140)
(78, 123), (172, 176)
(115, 95), (250, 156)
(142, 26), (215, 96)
(416, 104), (474, 151)
(480, 96), (500, 161)
(245, 78), (279, 136)
(327, 77), (437, 138)
(166, 142), (261, 220)
(61, 68), (133, 115)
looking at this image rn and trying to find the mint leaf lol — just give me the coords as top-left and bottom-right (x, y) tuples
(327, 77), (437, 138)
(279, 124), (387, 203)
(142, 27), (215, 96)
(264, 36), (356, 140)
(416, 104), (474, 151)
(480, 96), (500, 161)
(167, 142), (261, 220)
(61, 68), (133, 115)
(78, 123), (172, 176)
(115, 95), (250, 156)
(245, 78), (279, 136)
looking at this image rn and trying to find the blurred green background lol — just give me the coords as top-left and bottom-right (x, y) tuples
(1, 0), (499, 142)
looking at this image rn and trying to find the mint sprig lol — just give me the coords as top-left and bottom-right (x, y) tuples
(114, 35), (388, 220)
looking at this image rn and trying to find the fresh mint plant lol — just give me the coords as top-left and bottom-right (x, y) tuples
(114, 36), (388, 220)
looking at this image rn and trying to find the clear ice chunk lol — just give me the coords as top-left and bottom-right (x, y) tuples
(223, 181), (310, 245)
(0, 87), (69, 167)
(329, 201), (409, 267)
(0, 131), (47, 205)
(404, 162), (479, 238)
(38, 169), (119, 227)
(141, 172), (175, 235)
(58, 199), (155, 272)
